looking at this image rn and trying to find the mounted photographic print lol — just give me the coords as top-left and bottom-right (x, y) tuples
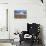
(14, 10), (27, 19)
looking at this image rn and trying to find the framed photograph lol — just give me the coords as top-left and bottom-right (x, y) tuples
(14, 10), (27, 19)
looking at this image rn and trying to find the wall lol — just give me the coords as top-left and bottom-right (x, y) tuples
(0, 0), (8, 3)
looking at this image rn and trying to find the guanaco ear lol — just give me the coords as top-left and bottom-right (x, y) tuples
(41, 0), (43, 3)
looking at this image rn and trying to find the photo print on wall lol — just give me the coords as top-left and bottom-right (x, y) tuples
(14, 10), (27, 19)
